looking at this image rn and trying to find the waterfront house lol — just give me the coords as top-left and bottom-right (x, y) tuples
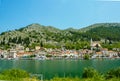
(108, 51), (118, 58)
(25, 47), (30, 52)
(2, 50), (8, 58)
(9, 49), (17, 58)
(17, 52), (33, 57)
(101, 48), (109, 57)
(96, 52), (103, 58)
(0, 50), (4, 58)
(113, 48), (120, 52)
(35, 50), (47, 56)
(118, 52), (120, 57)
(15, 44), (24, 53)
(35, 46), (40, 50)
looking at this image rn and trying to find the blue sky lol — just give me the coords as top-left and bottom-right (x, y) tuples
(0, 0), (120, 33)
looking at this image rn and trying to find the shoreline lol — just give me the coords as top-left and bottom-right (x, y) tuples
(0, 57), (120, 60)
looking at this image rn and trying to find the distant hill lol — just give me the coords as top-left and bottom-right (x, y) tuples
(0, 23), (120, 49)
(80, 23), (120, 32)
(80, 23), (120, 41)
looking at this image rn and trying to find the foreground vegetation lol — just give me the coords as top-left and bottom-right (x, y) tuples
(48, 77), (120, 81)
(0, 69), (39, 81)
(1, 67), (120, 81)
(48, 67), (120, 81)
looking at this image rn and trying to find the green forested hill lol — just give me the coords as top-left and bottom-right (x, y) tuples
(80, 23), (120, 41)
(0, 23), (120, 50)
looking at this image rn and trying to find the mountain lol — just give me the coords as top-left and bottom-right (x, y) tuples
(80, 23), (120, 32)
(0, 23), (120, 50)
(80, 23), (120, 41)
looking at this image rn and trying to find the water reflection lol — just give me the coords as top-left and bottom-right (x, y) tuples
(0, 59), (120, 79)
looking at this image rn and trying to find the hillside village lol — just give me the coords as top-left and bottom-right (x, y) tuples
(0, 39), (120, 60)
(1, 23), (120, 60)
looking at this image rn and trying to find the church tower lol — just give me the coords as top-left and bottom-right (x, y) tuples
(90, 38), (93, 51)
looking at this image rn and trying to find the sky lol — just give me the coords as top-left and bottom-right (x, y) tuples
(0, 0), (120, 33)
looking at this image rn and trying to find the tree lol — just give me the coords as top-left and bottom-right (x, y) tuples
(83, 54), (90, 60)
(82, 68), (100, 78)
(17, 36), (22, 44)
(40, 41), (43, 47)
(11, 37), (17, 43)
(23, 37), (30, 47)
(105, 67), (120, 79)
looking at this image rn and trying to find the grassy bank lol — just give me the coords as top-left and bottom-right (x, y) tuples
(0, 69), (39, 81)
(47, 77), (120, 81)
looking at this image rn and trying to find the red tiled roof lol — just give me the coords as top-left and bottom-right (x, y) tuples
(17, 52), (33, 56)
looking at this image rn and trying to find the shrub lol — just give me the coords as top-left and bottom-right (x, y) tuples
(83, 54), (90, 60)
(1, 69), (29, 79)
(46, 54), (52, 57)
(105, 67), (120, 79)
(82, 68), (100, 78)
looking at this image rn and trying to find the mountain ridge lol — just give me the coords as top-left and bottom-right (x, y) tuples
(0, 23), (120, 50)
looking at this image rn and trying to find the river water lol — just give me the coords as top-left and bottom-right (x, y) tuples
(0, 59), (120, 79)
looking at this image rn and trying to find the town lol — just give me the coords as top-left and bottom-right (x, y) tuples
(0, 39), (120, 60)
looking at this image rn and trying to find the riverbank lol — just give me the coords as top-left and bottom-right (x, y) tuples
(0, 76), (120, 81)
(47, 77), (120, 81)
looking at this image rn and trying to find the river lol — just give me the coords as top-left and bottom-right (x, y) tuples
(0, 59), (120, 79)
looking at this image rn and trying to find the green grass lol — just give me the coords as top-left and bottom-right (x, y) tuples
(46, 77), (120, 81)
(46, 67), (120, 81)
(0, 69), (39, 81)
